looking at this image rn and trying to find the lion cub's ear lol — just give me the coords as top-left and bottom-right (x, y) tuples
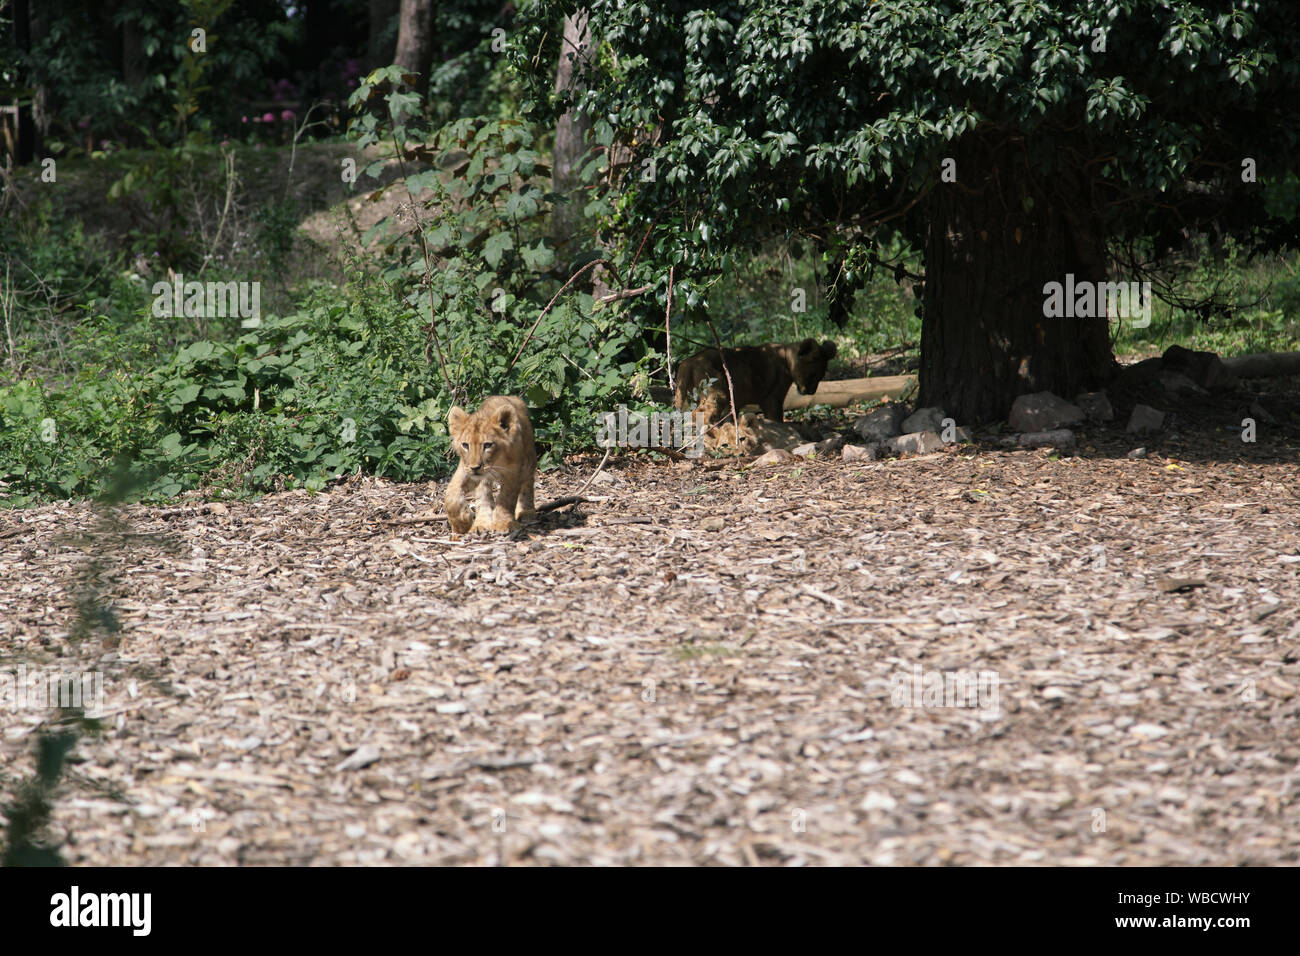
(496, 405), (515, 432)
(820, 340), (838, 359)
(448, 406), (468, 439)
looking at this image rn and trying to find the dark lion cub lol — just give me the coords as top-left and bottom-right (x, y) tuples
(673, 338), (837, 423)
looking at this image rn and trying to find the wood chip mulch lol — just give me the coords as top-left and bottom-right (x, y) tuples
(2, 417), (1299, 866)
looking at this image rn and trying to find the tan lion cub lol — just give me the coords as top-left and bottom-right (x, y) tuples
(445, 396), (537, 533)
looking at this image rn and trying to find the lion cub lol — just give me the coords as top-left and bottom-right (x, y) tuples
(674, 338), (837, 423)
(445, 396), (537, 533)
(705, 405), (805, 455)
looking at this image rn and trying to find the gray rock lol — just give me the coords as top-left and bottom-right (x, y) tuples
(852, 404), (906, 442)
(841, 443), (878, 463)
(1162, 345), (1236, 389)
(816, 435), (848, 456)
(890, 431), (946, 455)
(1158, 370), (1208, 397)
(1008, 392), (1084, 432)
(1127, 404), (1165, 434)
(753, 448), (795, 466)
(1014, 429), (1076, 449)
(901, 406), (946, 434)
(944, 425), (974, 444)
(1126, 447), (1148, 459)
(1249, 400), (1277, 424)
(791, 442), (818, 457)
(1074, 391), (1114, 422)
(1118, 357), (1165, 386)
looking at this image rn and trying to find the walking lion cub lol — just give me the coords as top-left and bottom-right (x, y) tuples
(445, 396), (537, 533)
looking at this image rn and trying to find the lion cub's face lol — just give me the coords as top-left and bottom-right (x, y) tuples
(791, 338), (838, 395)
(448, 404), (515, 475)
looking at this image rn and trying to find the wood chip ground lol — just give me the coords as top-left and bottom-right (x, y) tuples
(3, 417), (1298, 865)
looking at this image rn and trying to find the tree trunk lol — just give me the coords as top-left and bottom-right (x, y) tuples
(552, 10), (592, 255)
(13, 0), (38, 165)
(368, 0), (401, 71)
(919, 134), (1114, 425)
(393, 0), (436, 95)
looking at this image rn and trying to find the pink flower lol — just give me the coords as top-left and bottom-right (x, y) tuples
(262, 112), (276, 123)
(280, 109), (295, 123)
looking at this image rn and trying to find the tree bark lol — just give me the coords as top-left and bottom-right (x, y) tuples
(393, 0), (436, 95)
(13, 0), (38, 165)
(552, 10), (593, 254)
(919, 134), (1115, 424)
(368, 0), (401, 71)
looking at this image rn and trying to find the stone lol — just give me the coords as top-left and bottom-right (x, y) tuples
(1014, 429), (1076, 449)
(1249, 401), (1277, 424)
(901, 406), (946, 434)
(1126, 447), (1148, 459)
(890, 431), (945, 455)
(841, 443), (878, 463)
(816, 434), (847, 456)
(852, 404), (906, 442)
(1008, 392), (1084, 432)
(1127, 404), (1165, 434)
(1162, 344), (1235, 389)
(1074, 391), (1114, 422)
(753, 448), (795, 466)
(1118, 356), (1164, 386)
(1158, 370), (1208, 397)
(791, 443), (818, 457)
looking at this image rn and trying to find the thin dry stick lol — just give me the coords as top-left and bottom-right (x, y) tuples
(701, 313), (741, 451)
(388, 129), (454, 392)
(627, 215), (659, 275)
(535, 445), (612, 513)
(197, 149), (237, 279)
(665, 264), (675, 394)
(506, 257), (618, 374)
(415, 223), (454, 392)
(594, 284), (650, 306)
(2, 261), (17, 376)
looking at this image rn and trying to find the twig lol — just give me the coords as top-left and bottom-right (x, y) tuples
(701, 312), (740, 447)
(665, 264), (675, 394)
(507, 257), (617, 373)
(197, 149), (237, 279)
(535, 444), (613, 512)
(594, 284), (651, 305)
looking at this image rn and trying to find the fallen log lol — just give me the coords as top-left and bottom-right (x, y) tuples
(783, 374), (916, 410)
(1221, 352), (1300, 379)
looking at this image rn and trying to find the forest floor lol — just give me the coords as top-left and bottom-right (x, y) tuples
(3, 381), (1299, 866)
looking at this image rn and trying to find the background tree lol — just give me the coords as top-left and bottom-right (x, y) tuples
(550, 9), (592, 251)
(394, 0), (436, 94)
(516, 0), (1300, 423)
